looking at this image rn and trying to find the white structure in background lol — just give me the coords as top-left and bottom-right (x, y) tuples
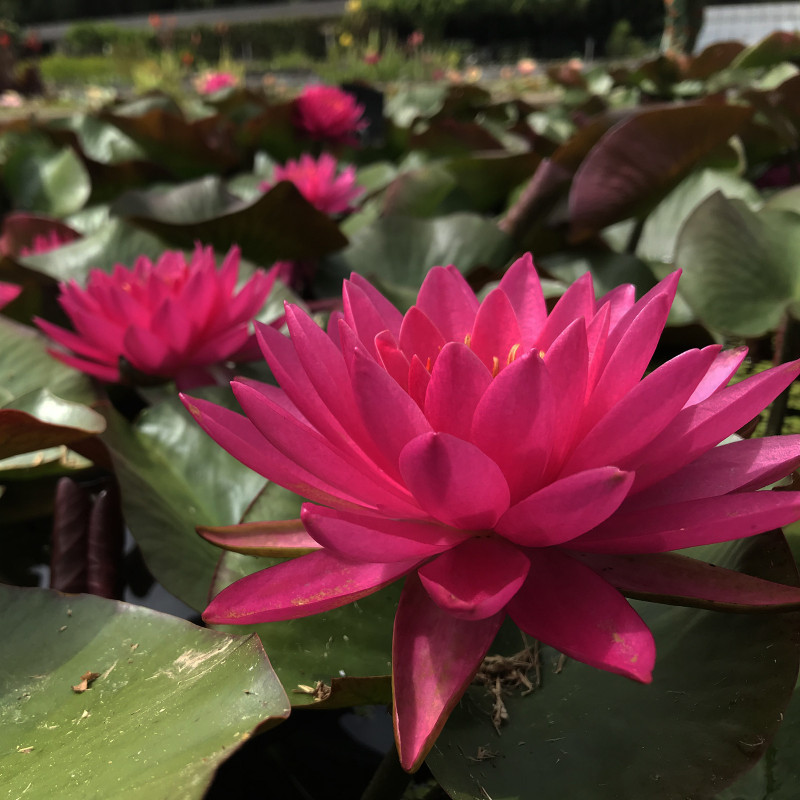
(695, 2), (800, 52)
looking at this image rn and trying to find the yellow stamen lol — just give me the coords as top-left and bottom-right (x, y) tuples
(507, 343), (521, 364)
(491, 356), (500, 378)
(464, 333), (472, 348)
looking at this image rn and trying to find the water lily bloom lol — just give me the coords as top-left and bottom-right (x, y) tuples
(19, 229), (72, 256)
(37, 245), (275, 389)
(184, 255), (800, 771)
(294, 84), (366, 145)
(196, 70), (238, 94)
(260, 153), (364, 215)
(0, 281), (20, 307)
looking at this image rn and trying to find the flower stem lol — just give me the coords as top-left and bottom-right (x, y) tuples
(766, 313), (800, 435)
(360, 741), (413, 800)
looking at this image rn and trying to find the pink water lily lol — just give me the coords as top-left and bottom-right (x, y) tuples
(196, 70), (238, 94)
(294, 84), (366, 145)
(260, 153), (364, 215)
(37, 244), (275, 389)
(184, 254), (800, 771)
(0, 281), (20, 308)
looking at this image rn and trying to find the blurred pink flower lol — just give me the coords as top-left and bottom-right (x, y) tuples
(186, 255), (800, 770)
(0, 281), (20, 308)
(19, 229), (71, 256)
(260, 153), (364, 215)
(407, 30), (424, 49)
(37, 245), (275, 389)
(363, 51), (381, 65)
(197, 70), (237, 94)
(294, 84), (366, 145)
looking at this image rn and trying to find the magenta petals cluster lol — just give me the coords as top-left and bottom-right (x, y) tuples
(0, 281), (20, 308)
(185, 254), (800, 771)
(293, 84), (366, 145)
(260, 153), (364, 215)
(37, 245), (275, 389)
(196, 70), (238, 94)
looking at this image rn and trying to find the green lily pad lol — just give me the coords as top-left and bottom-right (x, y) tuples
(538, 251), (657, 299)
(4, 145), (91, 218)
(0, 584), (289, 800)
(638, 168), (761, 267)
(18, 218), (168, 284)
(207, 479), (394, 708)
(429, 533), (800, 800)
(0, 315), (94, 405)
(213, 551), (396, 709)
(382, 153), (541, 218)
(100, 389), (267, 612)
(110, 177), (347, 267)
(675, 192), (800, 337)
(321, 213), (515, 310)
(732, 31), (800, 70)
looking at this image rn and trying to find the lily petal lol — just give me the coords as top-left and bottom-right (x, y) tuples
(393, 573), (504, 772)
(197, 518), (319, 557)
(418, 537), (530, 619)
(508, 548), (655, 682)
(472, 350), (554, 501)
(424, 342), (491, 440)
(204, 550), (418, 624)
(496, 466), (634, 547)
(574, 549), (800, 612)
(301, 504), (469, 562)
(572, 491), (800, 553)
(399, 432), (510, 529)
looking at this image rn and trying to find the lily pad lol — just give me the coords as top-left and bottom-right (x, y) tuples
(675, 192), (800, 337)
(213, 551), (396, 710)
(321, 213), (515, 310)
(429, 533), (800, 800)
(99, 107), (239, 179)
(110, 177), (347, 267)
(17, 218), (168, 285)
(0, 315), (94, 405)
(100, 389), (267, 612)
(638, 168), (761, 267)
(4, 145), (91, 218)
(0, 584), (289, 800)
(569, 103), (753, 241)
(0, 389), (105, 461)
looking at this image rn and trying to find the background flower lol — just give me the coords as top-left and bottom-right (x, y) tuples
(0, 281), (20, 308)
(37, 244), (275, 389)
(293, 84), (366, 145)
(186, 255), (800, 770)
(196, 70), (238, 94)
(260, 153), (364, 215)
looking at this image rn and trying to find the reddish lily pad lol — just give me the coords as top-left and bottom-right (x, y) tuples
(0, 390), (105, 461)
(99, 106), (240, 179)
(0, 213), (81, 258)
(0, 584), (289, 800)
(569, 103), (753, 241)
(429, 532), (800, 799)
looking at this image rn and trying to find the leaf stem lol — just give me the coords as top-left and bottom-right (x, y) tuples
(766, 313), (800, 436)
(360, 741), (413, 800)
